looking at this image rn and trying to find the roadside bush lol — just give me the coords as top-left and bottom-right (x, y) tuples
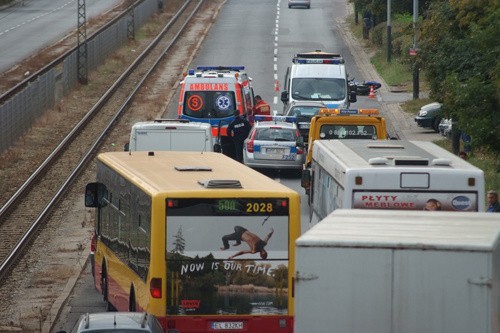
(371, 24), (385, 46)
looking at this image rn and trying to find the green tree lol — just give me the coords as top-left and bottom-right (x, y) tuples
(172, 226), (186, 254)
(418, 0), (500, 155)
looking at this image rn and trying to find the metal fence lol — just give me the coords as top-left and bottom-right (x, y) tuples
(0, 0), (160, 153)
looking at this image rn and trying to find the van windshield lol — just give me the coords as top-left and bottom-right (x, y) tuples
(291, 78), (346, 101)
(183, 91), (237, 119)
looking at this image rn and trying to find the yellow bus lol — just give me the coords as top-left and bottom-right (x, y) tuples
(85, 151), (301, 333)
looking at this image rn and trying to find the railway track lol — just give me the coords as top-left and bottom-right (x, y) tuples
(0, 0), (202, 290)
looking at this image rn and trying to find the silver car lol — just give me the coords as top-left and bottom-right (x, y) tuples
(283, 100), (326, 142)
(243, 120), (305, 170)
(66, 312), (164, 333)
(288, 0), (310, 9)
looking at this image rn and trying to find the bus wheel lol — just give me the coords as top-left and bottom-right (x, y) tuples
(129, 287), (136, 312)
(101, 266), (108, 302)
(102, 268), (115, 311)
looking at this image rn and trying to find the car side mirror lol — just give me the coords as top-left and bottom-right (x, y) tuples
(281, 91), (289, 103)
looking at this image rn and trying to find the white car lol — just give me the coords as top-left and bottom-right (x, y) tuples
(62, 312), (164, 333)
(243, 119), (305, 170)
(288, 0), (310, 9)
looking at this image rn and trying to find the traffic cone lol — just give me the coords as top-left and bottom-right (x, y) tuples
(274, 80), (280, 92)
(368, 85), (375, 99)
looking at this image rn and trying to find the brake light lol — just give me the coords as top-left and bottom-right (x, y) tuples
(246, 130), (256, 153)
(90, 232), (97, 253)
(150, 278), (162, 298)
(296, 130), (304, 154)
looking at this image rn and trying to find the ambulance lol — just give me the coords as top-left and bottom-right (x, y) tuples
(178, 66), (255, 140)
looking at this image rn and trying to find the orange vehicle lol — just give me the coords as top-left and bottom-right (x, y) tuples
(178, 66), (254, 145)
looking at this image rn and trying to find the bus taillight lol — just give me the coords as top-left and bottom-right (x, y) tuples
(90, 232), (97, 253)
(150, 278), (162, 298)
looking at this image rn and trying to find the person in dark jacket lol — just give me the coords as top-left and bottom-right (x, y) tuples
(487, 190), (500, 213)
(227, 110), (251, 163)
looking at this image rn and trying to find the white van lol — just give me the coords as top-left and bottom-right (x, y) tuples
(281, 51), (356, 110)
(126, 119), (216, 152)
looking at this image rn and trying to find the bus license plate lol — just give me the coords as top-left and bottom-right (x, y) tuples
(211, 321), (244, 330)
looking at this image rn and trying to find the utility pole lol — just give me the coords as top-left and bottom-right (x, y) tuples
(77, 0), (88, 84)
(412, 0), (419, 99)
(387, 0), (392, 63)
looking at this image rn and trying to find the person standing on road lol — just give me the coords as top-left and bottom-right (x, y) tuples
(486, 190), (500, 212)
(227, 110), (251, 163)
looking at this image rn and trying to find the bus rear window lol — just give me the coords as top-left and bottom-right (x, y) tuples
(165, 198), (290, 316)
(183, 91), (236, 118)
(319, 124), (377, 139)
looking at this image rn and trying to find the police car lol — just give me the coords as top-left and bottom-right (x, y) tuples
(243, 116), (305, 170)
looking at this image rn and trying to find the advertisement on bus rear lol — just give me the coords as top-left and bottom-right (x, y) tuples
(165, 198), (290, 316)
(352, 192), (478, 211)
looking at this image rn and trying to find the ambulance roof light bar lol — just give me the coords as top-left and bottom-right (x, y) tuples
(318, 108), (380, 116)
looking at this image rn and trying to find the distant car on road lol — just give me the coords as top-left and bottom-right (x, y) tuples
(243, 118), (305, 170)
(283, 100), (326, 142)
(288, 0), (310, 9)
(414, 102), (443, 132)
(62, 312), (164, 333)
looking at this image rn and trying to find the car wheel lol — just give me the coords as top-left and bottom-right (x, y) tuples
(433, 117), (442, 132)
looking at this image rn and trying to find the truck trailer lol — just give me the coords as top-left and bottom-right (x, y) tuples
(294, 209), (500, 333)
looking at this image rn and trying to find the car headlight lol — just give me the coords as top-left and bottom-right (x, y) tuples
(419, 110), (428, 116)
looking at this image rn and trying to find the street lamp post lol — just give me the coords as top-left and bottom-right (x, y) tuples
(387, 0), (392, 63)
(412, 0), (419, 99)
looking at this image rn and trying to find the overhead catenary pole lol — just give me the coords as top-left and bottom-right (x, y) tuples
(77, 0), (88, 84)
(387, 0), (392, 63)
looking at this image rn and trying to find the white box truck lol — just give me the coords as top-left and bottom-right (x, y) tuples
(126, 119), (216, 152)
(294, 209), (500, 333)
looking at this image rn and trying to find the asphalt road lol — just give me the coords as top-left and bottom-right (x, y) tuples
(52, 0), (442, 331)
(0, 0), (122, 73)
